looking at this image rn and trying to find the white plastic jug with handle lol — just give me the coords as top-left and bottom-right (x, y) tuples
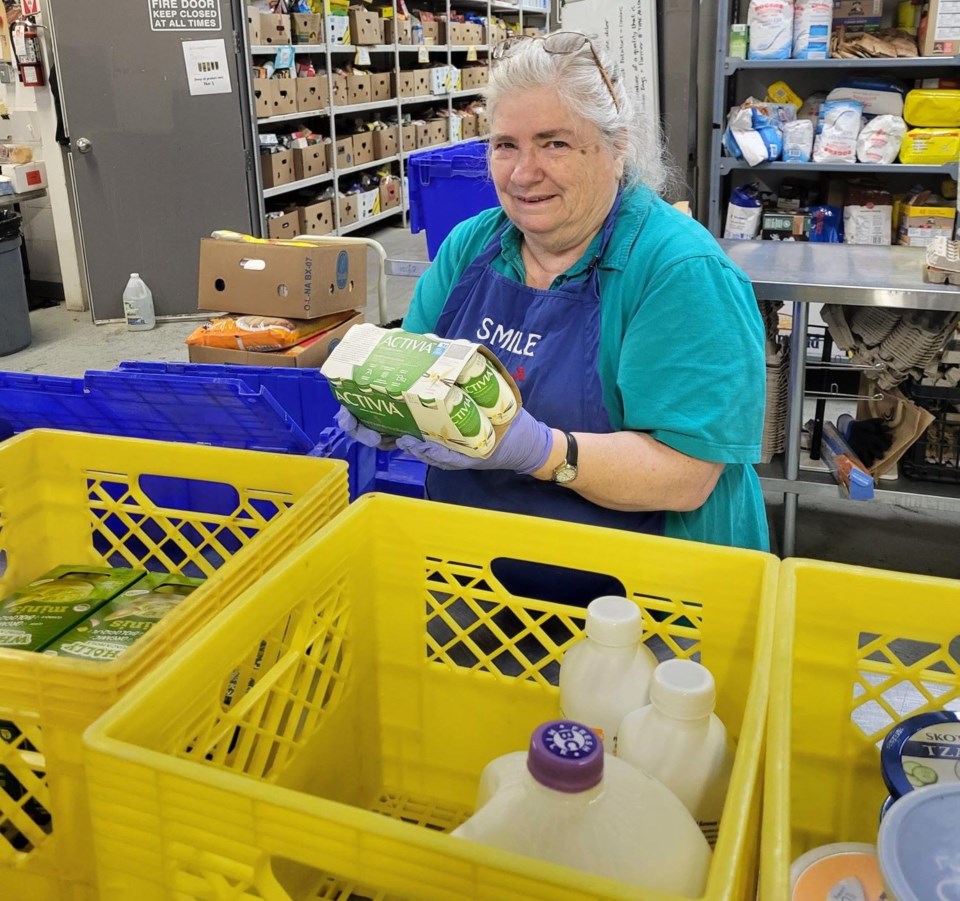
(122, 273), (156, 331)
(558, 595), (657, 749)
(451, 720), (712, 897)
(617, 659), (735, 848)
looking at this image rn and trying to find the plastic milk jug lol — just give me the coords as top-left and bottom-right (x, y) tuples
(451, 721), (712, 897)
(559, 596), (657, 749)
(122, 273), (155, 331)
(617, 659), (735, 848)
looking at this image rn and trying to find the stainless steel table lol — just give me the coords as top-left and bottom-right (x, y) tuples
(0, 188), (47, 209)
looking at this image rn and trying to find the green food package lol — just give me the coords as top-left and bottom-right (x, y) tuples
(0, 565), (147, 652)
(43, 572), (205, 663)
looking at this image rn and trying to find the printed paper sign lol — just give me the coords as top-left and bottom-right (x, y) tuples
(21, 0), (40, 16)
(150, 0), (221, 32)
(182, 39), (232, 95)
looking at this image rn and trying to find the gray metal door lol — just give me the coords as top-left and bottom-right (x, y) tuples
(46, 0), (256, 321)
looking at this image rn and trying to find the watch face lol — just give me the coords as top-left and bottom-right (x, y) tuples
(553, 463), (577, 484)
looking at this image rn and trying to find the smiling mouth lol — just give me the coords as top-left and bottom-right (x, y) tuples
(512, 194), (557, 205)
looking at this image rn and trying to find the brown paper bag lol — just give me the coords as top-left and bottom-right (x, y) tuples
(856, 378), (935, 478)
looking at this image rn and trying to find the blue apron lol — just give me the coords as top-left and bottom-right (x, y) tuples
(428, 197), (665, 604)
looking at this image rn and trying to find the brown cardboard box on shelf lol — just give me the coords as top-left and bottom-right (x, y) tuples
(897, 193), (957, 245)
(349, 6), (382, 45)
(293, 144), (329, 180)
(260, 13), (291, 44)
(189, 312), (364, 368)
(253, 78), (275, 118)
(261, 151), (295, 189)
(332, 74), (350, 106)
(919, 0), (960, 57)
(414, 70), (431, 95)
(197, 239), (366, 319)
(291, 13), (322, 44)
(421, 20), (440, 44)
(462, 65), (488, 88)
(247, 6), (261, 45)
(380, 176), (401, 210)
(338, 194), (359, 226)
(393, 70), (416, 97)
(352, 131), (375, 165)
(401, 123), (417, 151)
(373, 126), (399, 159)
(446, 22), (484, 45)
(299, 198), (335, 235)
(522, 26), (545, 37)
(416, 122), (432, 148)
(385, 17), (412, 44)
(296, 75), (329, 112)
(460, 112), (478, 138)
(428, 119), (447, 145)
(347, 73), (372, 105)
(832, 0), (883, 27)
(271, 80), (297, 116)
(326, 136), (354, 169)
(266, 209), (300, 240)
(370, 73), (392, 101)
(476, 110), (489, 134)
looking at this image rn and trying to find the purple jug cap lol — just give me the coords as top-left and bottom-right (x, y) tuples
(527, 721), (603, 793)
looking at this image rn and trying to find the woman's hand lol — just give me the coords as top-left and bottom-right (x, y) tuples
(336, 407), (398, 451)
(395, 408), (554, 474)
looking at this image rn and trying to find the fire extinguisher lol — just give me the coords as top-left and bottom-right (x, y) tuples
(12, 18), (45, 88)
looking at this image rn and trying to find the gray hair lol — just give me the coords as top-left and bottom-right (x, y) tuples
(485, 32), (668, 194)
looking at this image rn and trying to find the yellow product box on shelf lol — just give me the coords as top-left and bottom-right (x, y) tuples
(903, 89), (960, 128)
(899, 127), (960, 164)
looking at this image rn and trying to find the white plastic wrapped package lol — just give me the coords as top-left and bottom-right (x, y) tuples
(798, 92), (827, 124)
(747, 0), (794, 60)
(856, 115), (908, 164)
(723, 107), (783, 166)
(813, 100), (863, 163)
(827, 81), (905, 117)
(781, 119), (814, 161)
(792, 0), (832, 59)
(723, 184), (763, 240)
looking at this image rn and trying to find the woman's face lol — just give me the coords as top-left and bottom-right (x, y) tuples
(489, 86), (623, 246)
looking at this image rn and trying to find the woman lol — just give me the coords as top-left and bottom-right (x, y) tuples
(344, 32), (768, 553)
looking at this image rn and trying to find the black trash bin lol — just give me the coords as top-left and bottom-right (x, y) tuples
(0, 210), (31, 357)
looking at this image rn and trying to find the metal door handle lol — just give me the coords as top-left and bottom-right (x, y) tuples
(76, 137), (93, 154)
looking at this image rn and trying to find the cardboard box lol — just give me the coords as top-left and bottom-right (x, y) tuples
(401, 123), (417, 151)
(247, 6), (261, 45)
(430, 65), (449, 96)
(3, 160), (46, 193)
(260, 13), (291, 44)
(919, 0), (960, 57)
(332, 74), (350, 106)
(349, 6), (382, 45)
(253, 78), (275, 118)
(370, 72), (392, 101)
(380, 176), (401, 209)
(327, 136), (354, 169)
(898, 198), (957, 246)
(421, 20), (440, 44)
(832, 0), (883, 27)
(476, 110), (489, 134)
(327, 15), (350, 45)
(43, 573), (204, 662)
(761, 211), (811, 241)
(385, 17), (412, 44)
(462, 65), (488, 88)
(291, 13), (322, 44)
(460, 112), (478, 138)
(266, 208), (300, 240)
(447, 66), (462, 92)
(293, 144), (329, 180)
(448, 115), (463, 144)
(198, 238), (366, 319)
(414, 70), (431, 95)
(271, 80), (297, 116)
(444, 21), (483, 45)
(416, 122), (432, 148)
(373, 126), (399, 159)
(299, 198), (335, 235)
(352, 131), (375, 165)
(0, 565), (146, 652)
(523, 26), (545, 37)
(261, 151), (295, 189)
(429, 119), (447, 145)
(296, 75), (329, 112)
(393, 70), (416, 97)
(347, 73), (372, 105)
(358, 187), (380, 219)
(338, 194), (359, 226)
(190, 312), (363, 368)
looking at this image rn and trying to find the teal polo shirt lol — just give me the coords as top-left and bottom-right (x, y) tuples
(403, 186), (769, 552)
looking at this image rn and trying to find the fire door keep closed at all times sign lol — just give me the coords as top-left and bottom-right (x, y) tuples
(149, 0), (221, 31)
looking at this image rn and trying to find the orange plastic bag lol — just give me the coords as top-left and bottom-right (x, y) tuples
(185, 314), (341, 352)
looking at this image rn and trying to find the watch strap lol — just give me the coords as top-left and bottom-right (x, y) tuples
(564, 431), (578, 468)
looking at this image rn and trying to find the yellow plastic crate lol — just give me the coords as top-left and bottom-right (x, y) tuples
(85, 493), (777, 901)
(0, 429), (348, 901)
(761, 559), (960, 900)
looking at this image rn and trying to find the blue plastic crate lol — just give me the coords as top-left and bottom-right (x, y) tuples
(406, 141), (500, 260)
(374, 449), (427, 499)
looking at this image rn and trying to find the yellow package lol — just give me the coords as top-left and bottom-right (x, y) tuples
(766, 80), (802, 110)
(185, 312), (348, 352)
(899, 128), (960, 165)
(903, 89), (960, 127)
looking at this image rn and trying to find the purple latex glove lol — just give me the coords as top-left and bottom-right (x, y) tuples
(395, 408), (554, 474)
(336, 407), (397, 450)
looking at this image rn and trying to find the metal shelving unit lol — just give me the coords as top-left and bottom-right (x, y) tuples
(263, 171), (334, 199)
(718, 159), (960, 178)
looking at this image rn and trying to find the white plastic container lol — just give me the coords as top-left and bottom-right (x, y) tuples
(122, 273), (156, 331)
(616, 659), (735, 847)
(452, 720), (712, 898)
(558, 595), (657, 749)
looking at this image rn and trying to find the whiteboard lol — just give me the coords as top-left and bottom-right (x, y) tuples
(561, 0), (659, 124)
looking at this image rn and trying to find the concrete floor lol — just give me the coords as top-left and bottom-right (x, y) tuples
(3, 221), (960, 578)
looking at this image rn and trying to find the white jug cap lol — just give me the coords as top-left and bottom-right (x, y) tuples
(130, 273), (139, 278)
(651, 659), (716, 720)
(585, 596), (642, 647)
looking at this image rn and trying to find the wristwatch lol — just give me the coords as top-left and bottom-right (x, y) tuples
(551, 432), (579, 484)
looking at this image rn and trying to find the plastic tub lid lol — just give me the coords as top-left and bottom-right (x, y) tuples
(790, 843), (884, 900)
(878, 783), (960, 901)
(880, 711), (960, 800)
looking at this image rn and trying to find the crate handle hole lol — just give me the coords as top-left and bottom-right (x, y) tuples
(489, 557), (624, 607)
(138, 474), (241, 518)
(0, 549), (6, 579)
